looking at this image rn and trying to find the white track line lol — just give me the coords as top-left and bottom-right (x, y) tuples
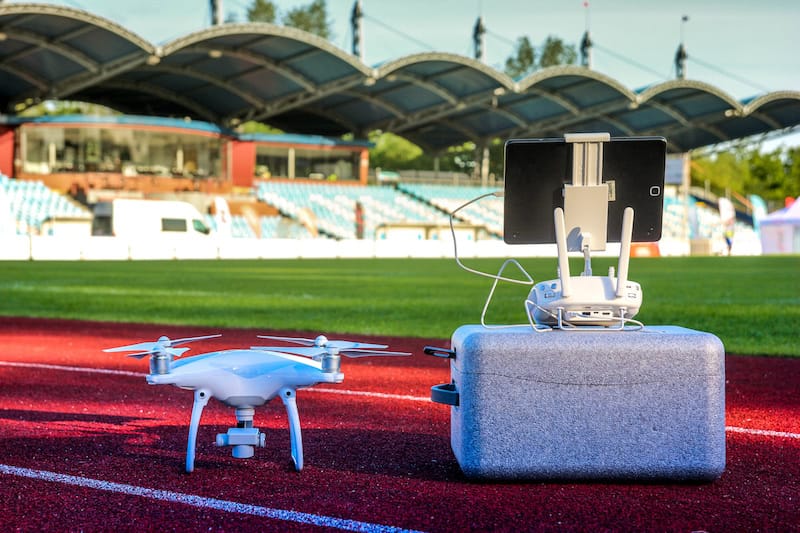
(0, 464), (424, 533)
(2, 361), (799, 440)
(725, 426), (800, 440)
(0, 361), (142, 378)
(308, 387), (430, 402)
(0, 361), (430, 402)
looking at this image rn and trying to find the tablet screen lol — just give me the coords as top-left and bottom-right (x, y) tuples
(503, 136), (666, 244)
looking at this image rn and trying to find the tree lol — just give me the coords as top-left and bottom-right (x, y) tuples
(691, 149), (750, 195)
(785, 146), (800, 200)
(691, 145), (800, 209)
(283, 0), (331, 39)
(538, 35), (577, 68)
(20, 100), (118, 117)
(504, 36), (535, 78)
(239, 120), (283, 134)
(247, 0), (277, 23)
(368, 131), (423, 170)
(246, 0), (332, 39)
(504, 35), (577, 78)
(745, 147), (800, 205)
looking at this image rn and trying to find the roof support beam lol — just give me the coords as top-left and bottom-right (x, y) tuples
(295, 106), (362, 134)
(337, 89), (408, 121)
(98, 80), (219, 122)
(147, 64), (267, 109)
(749, 111), (783, 130)
(437, 118), (481, 142)
(644, 100), (693, 127)
(523, 86), (582, 116)
(0, 63), (49, 92)
(47, 49), (152, 100)
(0, 27), (99, 72)
(500, 97), (629, 139)
(452, 101), (529, 130)
(191, 45), (316, 92)
(391, 73), (460, 105)
(244, 73), (365, 123)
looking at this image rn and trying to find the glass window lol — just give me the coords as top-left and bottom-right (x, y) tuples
(254, 146), (289, 178)
(161, 218), (187, 232)
(20, 125), (222, 179)
(192, 218), (210, 234)
(294, 148), (358, 181)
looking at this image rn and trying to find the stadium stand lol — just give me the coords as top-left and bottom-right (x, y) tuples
(256, 181), (450, 240)
(0, 171), (759, 258)
(660, 189), (760, 254)
(204, 213), (317, 240)
(398, 184), (503, 236)
(0, 174), (91, 235)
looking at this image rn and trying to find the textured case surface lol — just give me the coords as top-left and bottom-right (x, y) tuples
(448, 325), (725, 480)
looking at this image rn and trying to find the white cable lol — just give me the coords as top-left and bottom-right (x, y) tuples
(448, 191), (536, 330)
(524, 300), (644, 332)
(449, 191), (534, 286)
(480, 259), (535, 329)
(449, 191), (643, 333)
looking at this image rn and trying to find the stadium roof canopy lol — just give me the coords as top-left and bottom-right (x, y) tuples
(1, 3), (799, 153)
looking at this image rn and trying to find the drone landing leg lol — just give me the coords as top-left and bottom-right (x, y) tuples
(186, 389), (210, 473)
(280, 387), (303, 471)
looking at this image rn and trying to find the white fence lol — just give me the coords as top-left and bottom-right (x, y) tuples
(1, 234), (760, 261)
(0, 235), (570, 261)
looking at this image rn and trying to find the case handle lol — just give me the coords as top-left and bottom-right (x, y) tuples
(431, 382), (459, 406)
(423, 346), (455, 359)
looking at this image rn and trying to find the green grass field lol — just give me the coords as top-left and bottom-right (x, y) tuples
(0, 256), (797, 356)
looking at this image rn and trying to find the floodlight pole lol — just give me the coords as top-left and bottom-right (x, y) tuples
(473, 16), (486, 62)
(675, 15), (689, 79)
(210, 0), (223, 26)
(351, 0), (364, 61)
(581, 1), (592, 68)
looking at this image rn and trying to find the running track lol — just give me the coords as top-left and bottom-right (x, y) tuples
(0, 318), (798, 531)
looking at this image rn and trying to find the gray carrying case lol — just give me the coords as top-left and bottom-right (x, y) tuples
(428, 325), (725, 481)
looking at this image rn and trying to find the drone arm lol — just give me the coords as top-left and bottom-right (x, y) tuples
(186, 389), (211, 473)
(279, 387), (303, 471)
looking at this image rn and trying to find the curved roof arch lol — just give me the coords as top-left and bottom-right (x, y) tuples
(0, 3), (155, 111)
(517, 65), (637, 100)
(162, 22), (371, 73)
(630, 80), (769, 150)
(486, 66), (640, 143)
(637, 79), (743, 111)
(375, 52), (516, 89)
(743, 90), (800, 116)
(1, 3), (799, 153)
(362, 54), (513, 132)
(98, 22), (377, 125)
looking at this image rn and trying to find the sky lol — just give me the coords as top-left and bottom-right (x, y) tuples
(13, 0), (800, 148)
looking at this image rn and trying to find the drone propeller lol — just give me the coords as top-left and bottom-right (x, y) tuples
(251, 345), (410, 358)
(256, 334), (388, 351)
(253, 334), (409, 358)
(104, 334), (221, 359)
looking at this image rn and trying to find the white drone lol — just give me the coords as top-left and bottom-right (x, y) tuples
(104, 333), (410, 472)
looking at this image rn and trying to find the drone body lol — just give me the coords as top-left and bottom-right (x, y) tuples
(105, 334), (409, 472)
(148, 348), (344, 404)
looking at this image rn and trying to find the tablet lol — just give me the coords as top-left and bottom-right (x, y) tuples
(503, 136), (666, 244)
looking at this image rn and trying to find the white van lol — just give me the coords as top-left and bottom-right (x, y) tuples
(92, 199), (211, 239)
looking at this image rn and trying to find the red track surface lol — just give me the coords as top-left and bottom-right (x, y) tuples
(1, 317), (798, 531)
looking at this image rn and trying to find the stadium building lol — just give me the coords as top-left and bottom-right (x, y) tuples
(0, 3), (798, 258)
